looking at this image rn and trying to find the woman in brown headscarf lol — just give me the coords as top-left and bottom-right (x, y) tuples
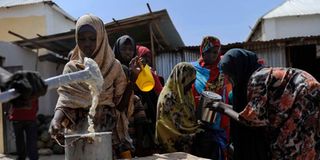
(48, 14), (132, 158)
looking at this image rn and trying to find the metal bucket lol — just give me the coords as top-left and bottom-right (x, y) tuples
(65, 132), (112, 160)
(197, 91), (222, 124)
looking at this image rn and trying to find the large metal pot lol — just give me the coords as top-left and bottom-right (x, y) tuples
(65, 132), (112, 160)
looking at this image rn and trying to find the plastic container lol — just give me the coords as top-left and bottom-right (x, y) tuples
(135, 64), (155, 92)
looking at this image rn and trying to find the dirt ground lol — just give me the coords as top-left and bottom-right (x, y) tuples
(0, 152), (209, 160)
(0, 153), (64, 160)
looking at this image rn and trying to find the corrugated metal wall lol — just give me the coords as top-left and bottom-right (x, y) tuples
(155, 49), (198, 81)
(155, 45), (287, 81)
(247, 45), (287, 67)
(155, 51), (182, 81)
(183, 50), (199, 62)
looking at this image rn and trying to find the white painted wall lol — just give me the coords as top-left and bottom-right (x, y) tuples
(37, 61), (64, 115)
(0, 42), (65, 115)
(262, 14), (320, 41)
(0, 3), (46, 18)
(0, 41), (37, 70)
(44, 5), (75, 35)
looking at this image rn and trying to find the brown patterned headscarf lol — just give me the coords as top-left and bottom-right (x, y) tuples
(70, 14), (115, 74)
(56, 14), (127, 109)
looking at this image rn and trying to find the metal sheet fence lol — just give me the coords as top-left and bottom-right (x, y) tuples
(155, 46), (287, 82)
(253, 46), (286, 67)
(155, 50), (198, 81)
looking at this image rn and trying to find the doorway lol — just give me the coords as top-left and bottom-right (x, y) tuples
(286, 44), (320, 81)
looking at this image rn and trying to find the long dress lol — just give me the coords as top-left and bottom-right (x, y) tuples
(55, 14), (131, 157)
(219, 48), (270, 160)
(156, 62), (201, 153)
(240, 67), (320, 160)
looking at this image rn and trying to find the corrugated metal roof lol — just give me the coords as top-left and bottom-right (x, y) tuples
(263, 0), (320, 19)
(159, 35), (320, 53)
(14, 9), (182, 56)
(0, 0), (51, 8)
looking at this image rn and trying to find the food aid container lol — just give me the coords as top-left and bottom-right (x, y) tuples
(65, 132), (112, 160)
(197, 91), (222, 123)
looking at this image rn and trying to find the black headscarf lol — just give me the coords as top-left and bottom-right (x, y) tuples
(113, 35), (136, 65)
(219, 48), (261, 111)
(219, 48), (269, 160)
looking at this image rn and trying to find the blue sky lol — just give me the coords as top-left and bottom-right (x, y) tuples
(54, 0), (284, 45)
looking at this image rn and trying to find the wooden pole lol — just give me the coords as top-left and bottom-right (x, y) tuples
(149, 23), (155, 68)
(147, 3), (152, 13)
(0, 96), (4, 153)
(8, 31), (46, 49)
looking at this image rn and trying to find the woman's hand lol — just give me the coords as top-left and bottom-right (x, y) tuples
(48, 110), (65, 138)
(129, 56), (143, 82)
(212, 102), (239, 121)
(49, 119), (62, 137)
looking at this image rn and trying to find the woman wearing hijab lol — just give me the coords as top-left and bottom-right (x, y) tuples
(118, 64), (148, 157)
(113, 36), (163, 94)
(48, 14), (132, 159)
(113, 35), (136, 67)
(113, 37), (162, 156)
(191, 36), (231, 105)
(218, 48), (320, 159)
(156, 62), (201, 153)
(191, 36), (230, 159)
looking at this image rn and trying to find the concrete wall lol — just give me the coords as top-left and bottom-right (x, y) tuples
(262, 14), (320, 41)
(0, 41), (64, 115)
(0, 41), (37, 70)
(0, 3), (48, 41)
(37, 60), (64, 115)
(0, 3), (75, 41)
(0, 3), (74, 115)
(45, 5), (75, 35)
(0, 16), (47, 41)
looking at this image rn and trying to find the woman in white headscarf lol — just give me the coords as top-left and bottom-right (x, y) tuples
(49, 14), (132, 158)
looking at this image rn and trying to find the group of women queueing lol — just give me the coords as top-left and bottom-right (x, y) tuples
(49, 14), (320, 160)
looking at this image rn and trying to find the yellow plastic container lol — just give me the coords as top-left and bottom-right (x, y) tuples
(135, 64), (155, 92)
